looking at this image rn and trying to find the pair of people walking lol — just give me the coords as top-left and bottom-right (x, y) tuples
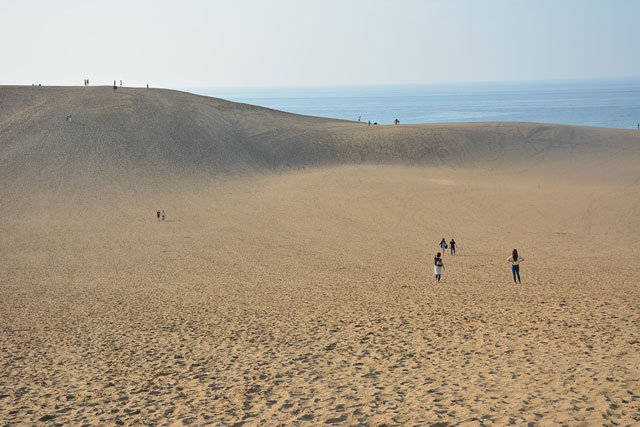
(156, 210), (166, 221)
(439, 238), (457, 255)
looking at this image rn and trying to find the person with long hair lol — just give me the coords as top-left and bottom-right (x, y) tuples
(440, 238), (447, 254)
(434, 252), (444, 284)
(507, 249), (524, 284)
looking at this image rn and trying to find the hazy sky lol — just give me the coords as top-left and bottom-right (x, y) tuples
(1, 0), (639, 88)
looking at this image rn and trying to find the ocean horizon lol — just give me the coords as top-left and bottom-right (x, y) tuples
(186, 78), (640, 130)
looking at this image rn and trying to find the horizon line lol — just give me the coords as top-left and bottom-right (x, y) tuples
(3, 75), (640, 91)
(181, 75), (640, 90)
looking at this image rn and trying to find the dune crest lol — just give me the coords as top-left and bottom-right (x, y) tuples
(2, 86), (638, 198)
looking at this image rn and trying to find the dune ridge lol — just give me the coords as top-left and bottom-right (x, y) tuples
(2, 86), (638, 195)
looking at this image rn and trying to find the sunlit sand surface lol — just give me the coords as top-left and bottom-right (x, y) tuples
(1, 87), (639, 425)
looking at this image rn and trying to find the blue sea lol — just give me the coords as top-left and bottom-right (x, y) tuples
(187, 78), (640, 129)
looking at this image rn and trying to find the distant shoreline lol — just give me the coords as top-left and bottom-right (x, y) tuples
(185, 78), (640, 129)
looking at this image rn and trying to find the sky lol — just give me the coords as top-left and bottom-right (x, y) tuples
(1, 0), (639, 88)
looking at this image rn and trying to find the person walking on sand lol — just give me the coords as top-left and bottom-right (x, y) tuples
(507, 249), (524, 284)
(157, 210), (161, 221)
(449, 239), (456, 255)
(440, 238), (447, 254)
(434, 252), (444, 284)
(161, 210), (165, 221)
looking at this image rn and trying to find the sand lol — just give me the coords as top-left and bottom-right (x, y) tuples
(1, 86), (639, 425)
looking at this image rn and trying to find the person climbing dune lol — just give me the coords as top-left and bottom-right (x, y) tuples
(434, 252), (444, 284)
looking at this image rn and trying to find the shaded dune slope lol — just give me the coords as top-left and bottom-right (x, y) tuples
(1, 86), (639, 196)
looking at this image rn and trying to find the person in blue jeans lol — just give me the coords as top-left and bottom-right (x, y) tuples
(507, 249), (524, 284)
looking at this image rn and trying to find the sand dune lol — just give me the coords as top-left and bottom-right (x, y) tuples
(1, 86), (639, 425)
(2, 86), (638, 193)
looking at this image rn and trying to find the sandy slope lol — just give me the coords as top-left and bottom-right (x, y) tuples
(2, 86), (638, 192)
(1, 87), (639, 425)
